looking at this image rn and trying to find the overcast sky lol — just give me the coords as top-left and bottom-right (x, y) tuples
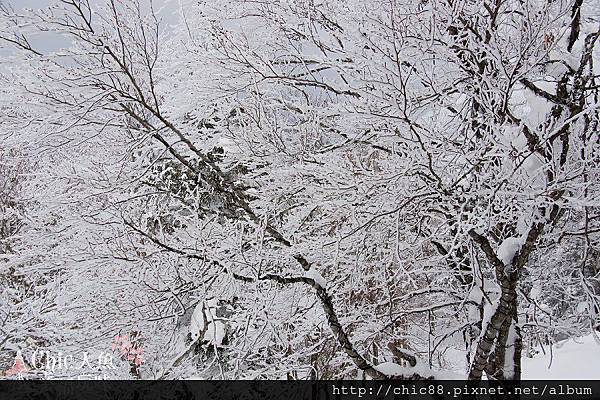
(1, 0), (179, 60)
(4, 0), (50, 8)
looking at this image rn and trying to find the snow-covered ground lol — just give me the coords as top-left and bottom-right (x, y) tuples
(522, 334), (600, 380)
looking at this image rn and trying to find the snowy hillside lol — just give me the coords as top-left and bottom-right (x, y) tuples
(523, 335), (600, 380)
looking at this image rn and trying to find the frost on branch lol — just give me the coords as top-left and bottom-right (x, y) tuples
(188, 299), (229, 348)
(0, 0), (598, 381)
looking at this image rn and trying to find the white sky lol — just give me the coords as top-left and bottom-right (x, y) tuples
(1, 0), (179, 59)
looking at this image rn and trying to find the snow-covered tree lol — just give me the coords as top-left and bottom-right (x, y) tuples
(0, 0), (598, 380)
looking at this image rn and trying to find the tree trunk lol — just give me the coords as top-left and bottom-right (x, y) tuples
(488, 306), (522, 380)
(468, 280), (518, 380)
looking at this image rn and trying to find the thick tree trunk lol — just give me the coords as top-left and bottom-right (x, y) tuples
(488, 306), (522, 380)
(467, 293), (515, 380)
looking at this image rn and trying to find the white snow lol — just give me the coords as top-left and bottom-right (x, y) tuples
(576, 301), (590, 313)
(522, 334), (600, 379)
(512, 83), (553, 128)
(497, 237), (524, 266)
(205, 298), (218, 309)
(203, 321), (226, 347)
(529, 284), (541, 300)
(478, 299), (500, 347)
(188, 298), (227, 347)
(374, 361), (464, 380)
(375, 361), (410, 376)
(304, 268), (327, 288)
(189, 302), (205, 341)
(503, 321), (517, 378)
(467, 286), (484, 321)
